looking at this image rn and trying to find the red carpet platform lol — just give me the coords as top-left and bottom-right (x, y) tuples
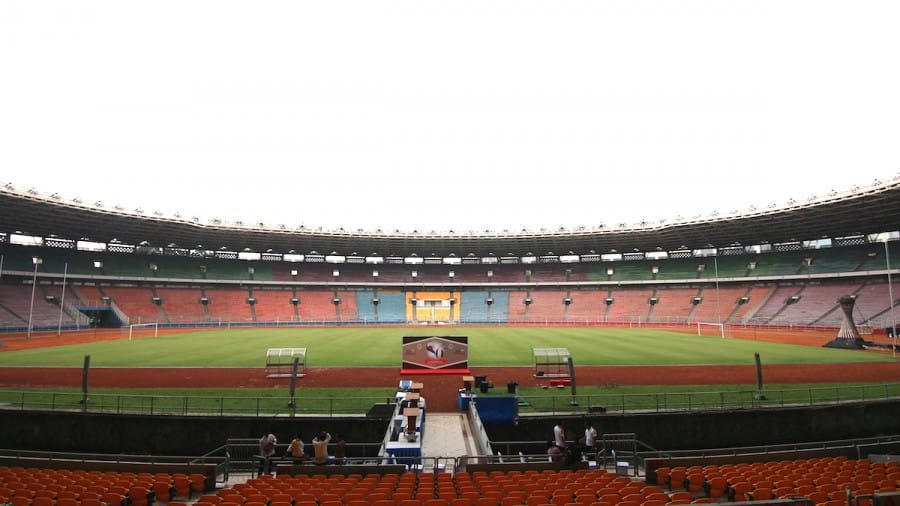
(400, 368), (471, 375)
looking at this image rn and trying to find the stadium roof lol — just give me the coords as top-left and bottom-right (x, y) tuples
(1, 177), (899, 258)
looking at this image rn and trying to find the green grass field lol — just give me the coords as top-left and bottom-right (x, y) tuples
(0, 326), (892, 367)
(3, 382), (899, 416)
(1, 327), (897, 414)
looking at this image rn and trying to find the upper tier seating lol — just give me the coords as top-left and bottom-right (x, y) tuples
(805, 245), (870, 274)
(653, 258), (708, 281)
(858, 243), (900, 271)
(453, 264), (523, 283)
(710, 255), (759, 278)
(749, 251), (806, 277)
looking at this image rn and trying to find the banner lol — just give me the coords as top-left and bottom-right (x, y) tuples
(402, 335), (469, 372)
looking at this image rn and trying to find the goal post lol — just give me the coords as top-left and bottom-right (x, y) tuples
(696, 321), (727, 339)
(125, 322), (159, 341)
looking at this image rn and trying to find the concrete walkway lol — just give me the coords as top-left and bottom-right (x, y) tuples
(421, 412), (480, 459)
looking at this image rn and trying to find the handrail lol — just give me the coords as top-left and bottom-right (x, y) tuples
(513, 383), (900, 415)
(1, 383), (898, 417)
(5, 434), (898, 481)
(467, 398), (493, 457)
(225, 438), (386, 476)
(637, 434), (900, 461)
(193, 443), (231, 484)
(0, 448), (228, 477)
(0, 390), (391, 416)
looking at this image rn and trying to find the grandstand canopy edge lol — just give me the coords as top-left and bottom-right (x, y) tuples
(532, 347), (571, 378)
(266, 347), (307, 378)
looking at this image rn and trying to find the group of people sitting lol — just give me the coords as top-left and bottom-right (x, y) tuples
(258, 430), (346, 474)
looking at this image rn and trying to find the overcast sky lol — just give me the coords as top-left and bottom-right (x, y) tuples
(1, 1), (898, 233)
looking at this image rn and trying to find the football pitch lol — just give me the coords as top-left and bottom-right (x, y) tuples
(0, 326), (891, 368)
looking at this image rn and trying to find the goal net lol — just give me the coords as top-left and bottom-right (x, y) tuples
(124, 322), (159, 341)
(696, 321), (728, 339)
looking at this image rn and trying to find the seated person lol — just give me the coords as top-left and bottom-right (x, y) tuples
(547, 441), (563, 463)
(312, 431), (332, 465)
(285, 433), (305, 462)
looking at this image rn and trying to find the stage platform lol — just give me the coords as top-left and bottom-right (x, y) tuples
(400, 368), (471, 375)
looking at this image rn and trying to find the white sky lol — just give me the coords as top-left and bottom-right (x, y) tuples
(1, 1), (898, 233)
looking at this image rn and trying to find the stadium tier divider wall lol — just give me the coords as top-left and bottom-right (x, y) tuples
(1, 395), (898, 458)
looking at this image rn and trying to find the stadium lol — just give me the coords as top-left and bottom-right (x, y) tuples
(1, 173), (900, 506)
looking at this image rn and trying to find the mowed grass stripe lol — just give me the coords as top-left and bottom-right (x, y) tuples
(0, 327), (890, 367)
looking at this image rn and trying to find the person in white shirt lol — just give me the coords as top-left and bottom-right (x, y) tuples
(258, 431), (277, 475)
(312, 431), (332, 465)
(584, 420), (599, 459)
(553, 421), (566, 449)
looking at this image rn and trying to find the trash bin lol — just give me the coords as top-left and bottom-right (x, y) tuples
(479, 382), (490, 394)
(507, 381), (518, 394)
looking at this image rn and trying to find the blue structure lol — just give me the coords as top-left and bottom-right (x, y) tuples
(375, 292), (407, 322)
(473, 395), (517, 427)
(355, 290), (377, 321)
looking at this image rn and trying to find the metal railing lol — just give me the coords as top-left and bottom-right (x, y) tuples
(636, 434), (900, 462)
(225, 438), (390, 475)
(0, 447), (229, 483)
(512, 383), (900, 415)
(1, 383), (898, 416)
(0, 390), (394, 416)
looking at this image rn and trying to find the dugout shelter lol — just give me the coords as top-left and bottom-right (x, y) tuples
(265, 348), (307, 378)
(532, 347), (571, 379)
